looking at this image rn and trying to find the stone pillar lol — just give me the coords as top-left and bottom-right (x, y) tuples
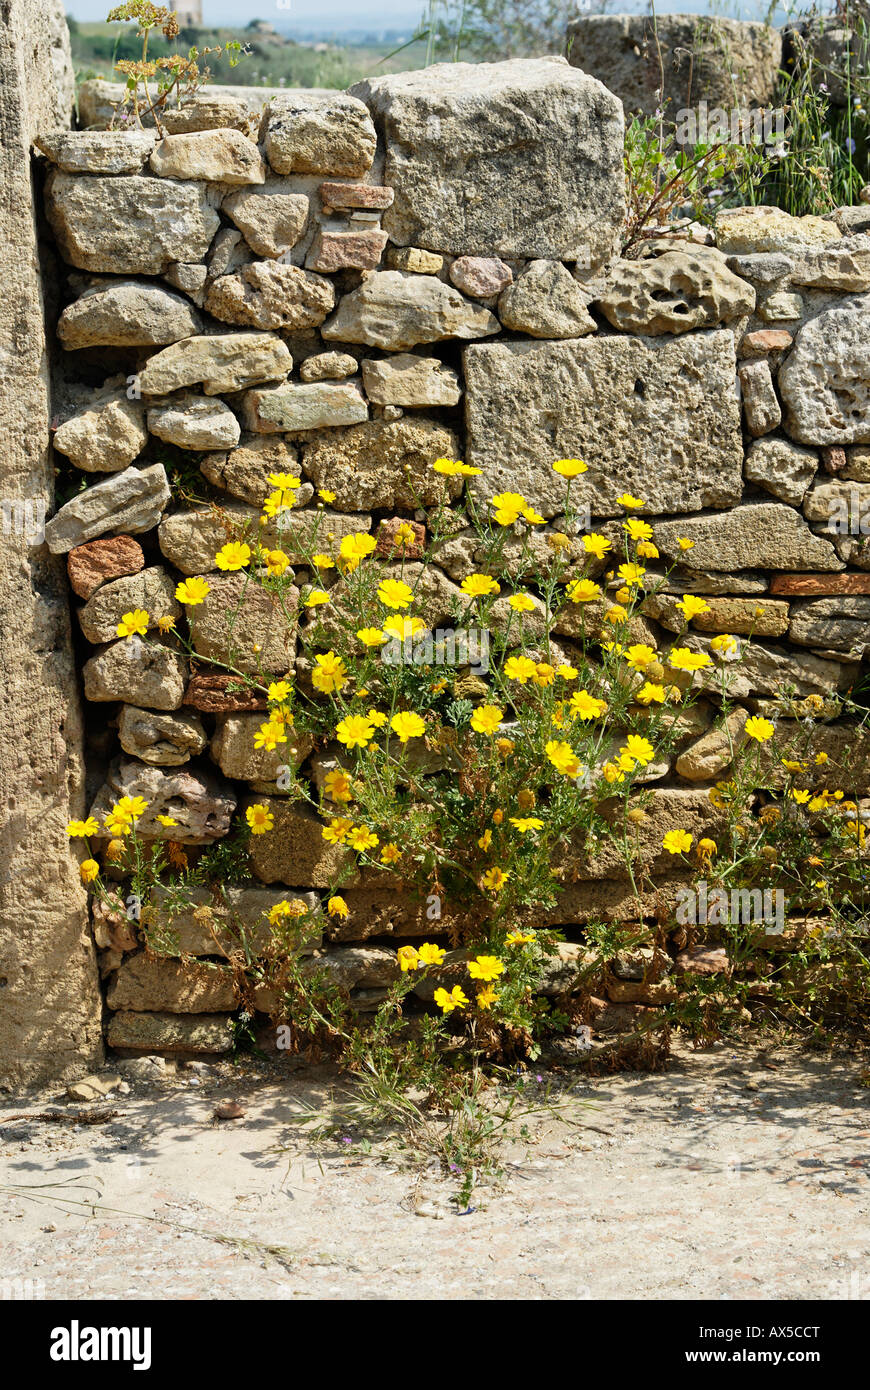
(0, 0), (103, 1086)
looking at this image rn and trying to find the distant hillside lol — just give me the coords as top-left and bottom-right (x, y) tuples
(67, 16), (428, 91)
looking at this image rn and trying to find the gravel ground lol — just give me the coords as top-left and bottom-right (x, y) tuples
(1, 1040), (869, 1301)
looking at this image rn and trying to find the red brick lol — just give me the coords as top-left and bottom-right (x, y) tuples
(770, 573), (870, 595)
(319, 182), (394, 210)
(183, 673), (267, 713)
(67, 535), (144, 600)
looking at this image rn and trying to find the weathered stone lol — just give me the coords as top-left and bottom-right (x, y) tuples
(684, 634), (848, 699)
(139, 333), (292, 396)
(449, 256), (513, 298)
(779, 295), (870, 444)
(641, 593), (789, 637)
(76, 81), (256, 133)
(207, 226), (250, 281)
(243, 380), (367, 433)
(211, 713), (313, 783)
(361, 354), (461, 407)
(823, 445), (848, 474)
(299, 417), (461, 511)
(597, 248), (755, 335)
(36, 128), (156, 174)
(117, 706), (207, 766)
(199, 436), (300, 506)
(640, 568), (768, 596)
(89, 758), (236, 844)
(146, 884), (321, 957)
(45, 172), (220, 273)
(675, 947), (730, 975)
(67, 535), (145, 600)
(789, 596), (870, 658)
(106, 1011), (233, 1054)
(246, 799), (355, 887)
(791, 234), (870, 292)
(760, 291), (804, 321)
(465, 331), (743, 518)
(188, 572), (299, 675)
(222, 184), (309, 258)
(107, 955), (238, 1013)
(725, 251), (794, 285)
(744, 437), (817, 505)
(802, 479), (870, 531)
(82, 638), (188, 710)
(833, 204), (870, 236)
(844, 446), (870, 482)
(653, 504), (842, 571)
(565, 788), (726, 881)
(53, 386), (147, 472)
(147, 395), (241, 451)
(738, 358), (781, 436)
(158, 502), (368, 572)
(306, 227), (388, 273)
(322, 270), (499, 350)
(299, 351), (358, 383)
(150, 129), (265, 184)
(387, 246), (444, 274)
(740, 328), (794, 356)
(57, 280), (201, 348)
(715, 205), (842, 256)
(353, 58), (625, 265)
(770, 572), (870, 595)
(45, 464), (171, 553)
(264, 92), (376, 176)
(183, 673), (266, 713)
(376, 516), (426, 559)
(675, 708), (749, 781)
(163, 261), (207, 304)
(320, 181), (394, 211)
(77, 565), (180, 644)
(205, 261), (335, 331)
(567, 14), (781, 117)
(498, 260), (597, 337)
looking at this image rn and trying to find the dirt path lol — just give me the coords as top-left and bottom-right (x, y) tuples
(1, 1041), (868, 1301)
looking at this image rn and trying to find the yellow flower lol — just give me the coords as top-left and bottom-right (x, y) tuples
(522, 507), (545, 525)
(434, 985), (468, 1014)
(546, 739), (581, 777)
(253, 720), (287, 751)
(504, 655), (538, 684)
(265, 549), (291, 578)
(491, 490), (527, 514)
(481, 867), (509, 892)
(815, 751), (829, 765)
(356, 627), (387, 647)
(323, 770), (353, 803)
(618, 494), (645, 509)
(312, 651), (348, 694)
(791, 788), (811, 804)
(668, 647), (712, 671)
(492, 809), (504, 825)
(377, 577), (414, 609)
(506, 931), (535, 945)
(339, 532), (377, 572)
(636, 540), (659, 559)
(390, 710), (426, 743)
(602, 761), (624, 784)
(348, 826), (378, 852)
(532, 662), (556, 687)
(336, 715), (376, 749)
(366, 709), (388, 728)
(509, 816), (544, 832)
(470, 704), (503, 734)
(156, 814), (178, 828)
(115, 796), (148, 822)
(618, 562), (645, 586)
(318, 488), (336, 503)
(622, 734), (654, 767)
(312, 554), (335, 572)
(567, 577), (601, 603)
(304, 588), (331, 608)
(606, 605), (627, 625)
(397, 945), (420, 972)
(268, 899), (305, 926)
(557, 664), (578, 681)
(552, 458), (588, 477)
(845, 820), (866, 844)
(508, 593), (536, 612)
(476, 986), (498, 1010)
(327, 895), (349, 918)
(468, 955), (504, 982)
(267, 470), (301, 493)
(381, 843), (401, 864)
(636, 682), (666, 704)
(116, 609), (149, 639)
(495, 738), (514, 758)
(662, 829), (693, 854)
(383, 614), (427, 640)
(697, 837), (718, 862)
(157, 615), (175, 634)
(676, 594), (711, 621)
(745, 716), (774, 743)
(570, 689), (607, 719)
(246, 803), (274, 835)
(478, 829), (492, 850)
(625, 643), (656, 671)
(710, 633), (739, 657)
(103, 811), (132, 837)
(615, 587), (632, 605)
(322, 817), (353, 844)
(215, 541), (251, 571)
(79, 858), (100, 884)
(461, 573), (501, 598)
(418, 942), (446, 966)
(433, 458), (467, 475)
(624, 517), (653, 541)
(66, 817), (100, 838)
(105, 838), (125, 862)
(583, 532), (611, 559)
(677, 537), (695, 551)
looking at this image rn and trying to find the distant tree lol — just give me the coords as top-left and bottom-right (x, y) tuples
(429, 0), (610, 62)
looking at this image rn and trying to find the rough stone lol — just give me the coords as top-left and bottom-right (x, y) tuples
(320, 181), (394, 211)
(684, 635), (849, 699)
(45, 464), (171, 553)
(779, 294), (870, 444)
(245, 799), (355, 887)
(641, 593), (789, 637)
(77, 565), (181, 644)
(376, 516), (426, 558)
(449, 256), (513, 298)
(36, 128), (156, 174)
(566, 788), (726, 881)
(117, 706), (207, 766)
(243, 380), (368, 433)
(740, 329), (794, 356)
(299, 417), (461, 511)
(715, 205), (842, 256)
(188, 572), (299, 675)
(596, 248), (755, 335)
(299, 351), (358, 382)
(675, 708), (749, 781)
(205, 261), (335, 331)
(45, 171), (220, 273)
(106, 1012), (233, 1053)
(163, 261), (207, 305)
(147, 395), (241, 451)
(675, 947), (730, 975)
(791, 235), (870, 292)
(222, 184), (309, 258)
(788, 596), (870, 658)
(361, 354), (461, 407)
(211, 712), (313, 783)
(67, 535), (145, 600)
(183, 673), (267, 713)
(744, 437), (817, 505)
(89, 758), (236, 844)
(387, 246), (444, 274)
(53, 386), (147, 472)
(352, 57), (625, 265)
(107, 955), (238, 1013)
(147, 884), (321, 957)
(844, 446), (870, 482)
(57, 280), (201, 349)
(82, 638), (188, 710)
(149, 129), (266, 184)
(199, 436), (300, 506)
(739, 358), (781, 436)
(139, 333), (292, 396)
(802, 479), (870, 531)
(264, 92), (376, 176)
(321, 270), (499, 350)
(464, 331), (743, 518)
(653, 504), (842, 571)
(770, 572), (870, 595)
(498, 260), (597, 337)
(760, 291), (804, 321)
(306, 227), (388, 273)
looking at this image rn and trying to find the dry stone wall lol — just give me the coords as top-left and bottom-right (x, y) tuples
(18, 52), (870, 1059)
